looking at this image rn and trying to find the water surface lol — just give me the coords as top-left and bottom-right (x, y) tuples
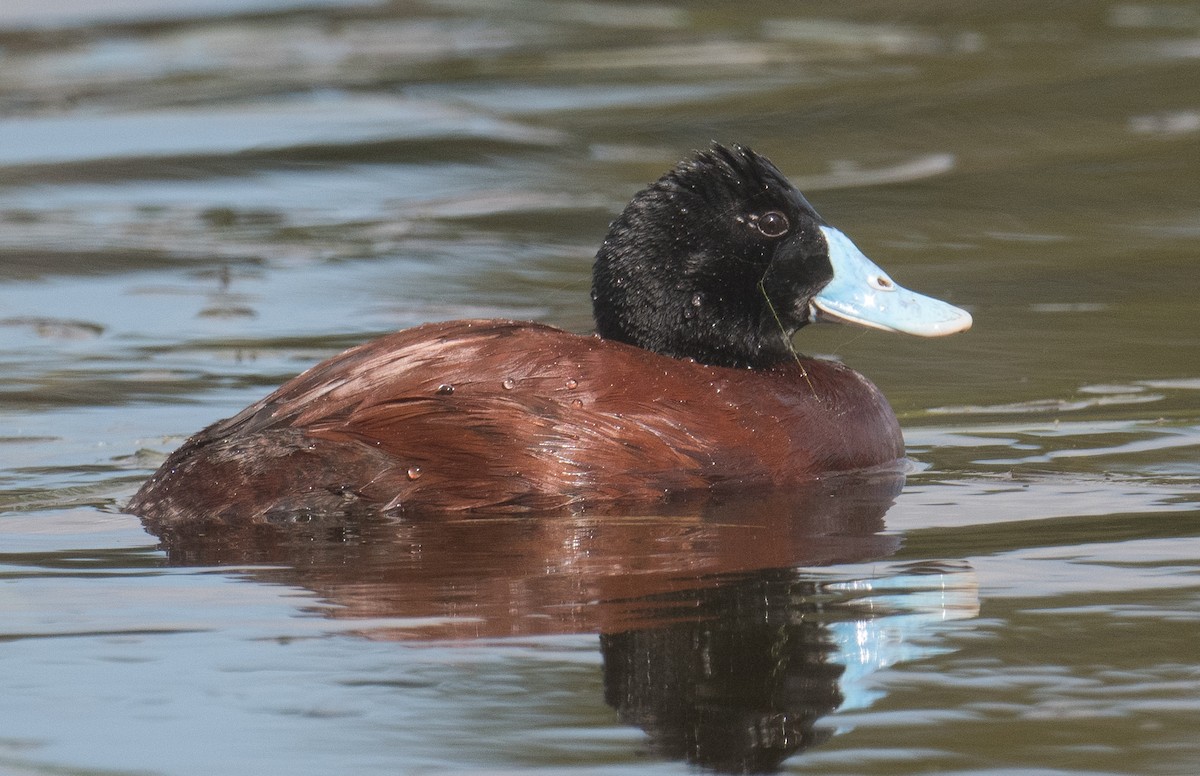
(2, 1), (1199, 774)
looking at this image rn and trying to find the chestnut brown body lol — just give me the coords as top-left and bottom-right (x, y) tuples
(129, 319), (903, 524)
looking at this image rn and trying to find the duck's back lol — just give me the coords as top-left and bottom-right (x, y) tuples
(128, 320), (903, 525)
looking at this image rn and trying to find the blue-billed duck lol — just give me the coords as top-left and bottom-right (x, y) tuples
(128, 144), (970, 524)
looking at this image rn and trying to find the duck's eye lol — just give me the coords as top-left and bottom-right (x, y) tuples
(755, 211), (789, 238)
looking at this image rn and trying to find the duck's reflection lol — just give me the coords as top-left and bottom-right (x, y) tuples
(601, 561), (976, 772)
(602, 568), (844, 772)
(141, 472), (977, 773)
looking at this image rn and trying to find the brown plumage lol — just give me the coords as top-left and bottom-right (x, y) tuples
(129, 319), (901, 522)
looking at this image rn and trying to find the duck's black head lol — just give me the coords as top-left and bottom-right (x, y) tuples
(592, 144), (971, 369)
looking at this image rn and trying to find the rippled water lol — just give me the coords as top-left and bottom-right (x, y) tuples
(2, 1), (1199, 774)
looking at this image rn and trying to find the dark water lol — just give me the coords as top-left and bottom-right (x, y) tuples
(2, 1), (1199, 774)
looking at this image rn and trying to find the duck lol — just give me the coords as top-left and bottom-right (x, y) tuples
(128, 143), (970, 525)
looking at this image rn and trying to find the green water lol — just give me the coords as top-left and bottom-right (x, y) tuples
(1, 1), (1198, 774)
